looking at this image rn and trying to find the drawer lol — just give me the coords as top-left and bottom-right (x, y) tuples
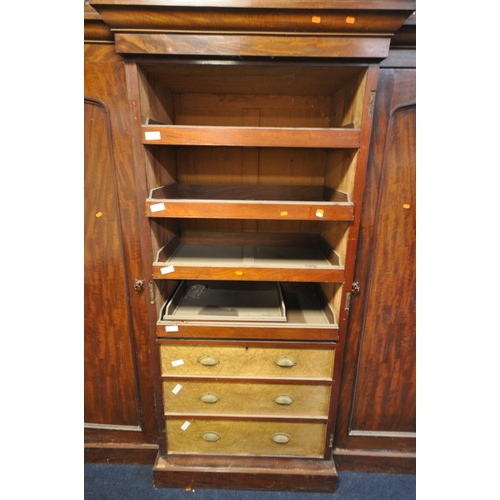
(163, 381), (331, 418)
(160, 344), (335, 380)
(166, 419), (327, 458)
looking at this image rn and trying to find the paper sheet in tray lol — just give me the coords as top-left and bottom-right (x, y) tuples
(163, 282), (287, 322)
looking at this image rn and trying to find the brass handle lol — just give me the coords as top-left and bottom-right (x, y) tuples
(274, 356), (296, 368)
(199, 392), (220, 404)
(273, 394), (295, 405)
(201, 431), (221, 442)
(271, 432), (292, 444)
(197, 354), (220, 366)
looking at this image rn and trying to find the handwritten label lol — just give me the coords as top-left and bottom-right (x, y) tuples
(165, 325), (179, 332)
(171, 359), (184, 367)
(181, 421), (191, 431)
(172, 384), (182, 395)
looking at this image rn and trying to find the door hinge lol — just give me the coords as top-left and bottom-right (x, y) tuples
(345, 292), (351, 310)
(369, 91), (376, 117)
(149, 280), (156, 304)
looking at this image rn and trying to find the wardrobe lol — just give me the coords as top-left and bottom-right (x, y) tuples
(84, 1), (416, 491)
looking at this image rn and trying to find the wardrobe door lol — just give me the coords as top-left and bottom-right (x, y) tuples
(334, 67), (416, 473)
(84, 44), (157, 462)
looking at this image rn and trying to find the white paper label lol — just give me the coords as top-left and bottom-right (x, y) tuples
(150, 202), (166, 213)
(160, 265), (175, 275)
(172, 384), (182, 395)
(165, 325), (179, 332)
(145, 131), (161, 140)
(181, 421), (191, 431)
(316, 211), (324, 217)
(171, 359), (184, 367)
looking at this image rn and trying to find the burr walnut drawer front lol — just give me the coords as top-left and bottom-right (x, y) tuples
(166, 419), (327, 458)
(163, 381), (331, 418)
(160, 344), (335, 380)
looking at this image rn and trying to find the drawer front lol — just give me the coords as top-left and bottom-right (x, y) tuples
(163, 381), (331, 418)
(166, 419), (327, 458)
(160, 345), (335, 379)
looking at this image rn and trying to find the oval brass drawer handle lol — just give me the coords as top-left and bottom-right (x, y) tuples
(197, 354), (220, 366)
(271, 432), (292, 444)
(199, 392), (220, 404)
(201, 431), (221, 442)
(273, 394), (295, 405)
(274, 355), (297, 368)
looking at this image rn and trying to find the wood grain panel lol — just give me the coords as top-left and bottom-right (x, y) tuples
(84, 98), (139, 426)
(350, 102), (416, 433)
(115, 33), (390, 59)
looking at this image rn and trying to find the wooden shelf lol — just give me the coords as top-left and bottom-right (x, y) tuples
(142, 125), (360, 149)
(147, 183), (353, 221)
(153, 231), (343, 282)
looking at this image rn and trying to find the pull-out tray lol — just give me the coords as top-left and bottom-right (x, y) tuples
(157, 281), (339, 341)
(142, 125), (361, 149)
(153, 231), (344, 283)
(146, 183), (353, 221)
(163, 281), (286, 322)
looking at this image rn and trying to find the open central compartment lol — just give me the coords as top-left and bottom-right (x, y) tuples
(139, 60), (368, 215)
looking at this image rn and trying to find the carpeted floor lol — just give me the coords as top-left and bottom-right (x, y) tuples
(84, 464), (416, 499)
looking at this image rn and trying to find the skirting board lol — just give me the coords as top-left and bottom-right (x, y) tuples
(84, 443), (159, 464)
(333, 448), (416, 474)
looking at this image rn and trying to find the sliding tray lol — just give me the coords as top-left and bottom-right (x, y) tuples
(146, 183), (353, 221)
(157, 281), (339, 341)
(153, 231), (344, 283)
(164, 281), (286, 323)
(142, 125), (361, 149)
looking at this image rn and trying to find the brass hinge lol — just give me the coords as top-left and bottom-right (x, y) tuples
(369, 91), (377, 117)
(149, 280), (156, 304)
(345, 292), (351, 311)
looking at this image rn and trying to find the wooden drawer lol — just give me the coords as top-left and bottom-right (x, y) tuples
(160, 344), (335, 380)
(166, 419), (327, 458)
(163, 381), (331, 418)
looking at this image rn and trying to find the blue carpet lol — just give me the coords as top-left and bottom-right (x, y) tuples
(84, 464), (416, 499)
